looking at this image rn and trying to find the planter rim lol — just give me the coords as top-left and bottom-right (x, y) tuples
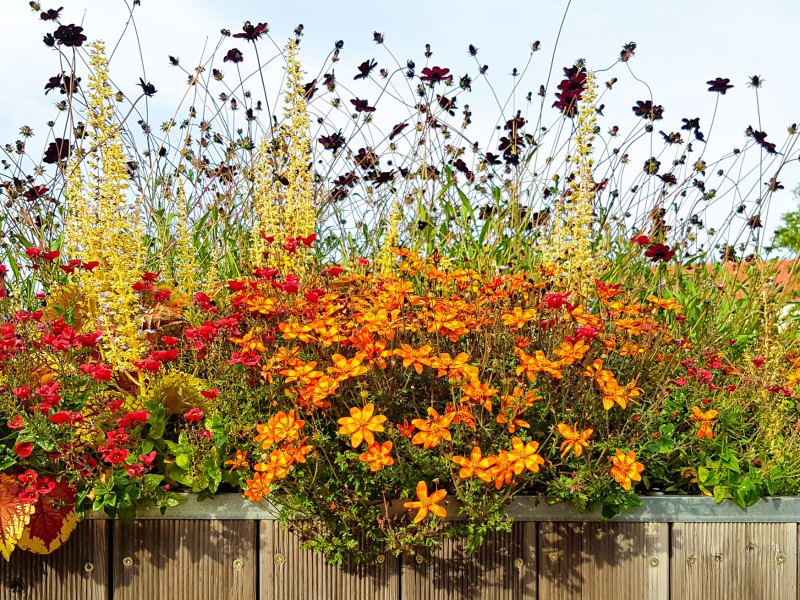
(86, 494), (800, 523)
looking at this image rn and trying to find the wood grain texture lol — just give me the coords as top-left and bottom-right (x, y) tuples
(0, 520), (108, 600)
(401, 522), (536, 600)
(113, 519), (257, 600)
(671, 522), (796, 600)
(538, 522), (668, 600)
(260, 520), (399, 600)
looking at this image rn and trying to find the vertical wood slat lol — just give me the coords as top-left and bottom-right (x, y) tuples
(0, 521), (108, 600)
(401, 522), (536, 600)
(113, 519), (257, 600)
(671, 523), (796, 600)
(538, 522), (668, 600)
(260, 520), (399, 600)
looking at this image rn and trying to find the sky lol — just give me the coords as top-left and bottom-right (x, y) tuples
(1, 0), (798, 241)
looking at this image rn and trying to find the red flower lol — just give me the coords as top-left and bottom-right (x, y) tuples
(140, 451), (157, 467)
(126, 464), (145, 478)
(543, 292), (570, 310)
(7, 415), (24, 430)
(14, 442), (33, 458)
(17, 470), (38, 485)
(200, 389), (219, 400)
(630, 234), (650, 246)
(421, 66), (451, 85)
(644, 243), (676, 262)
(18, 487), (39, 504)
(752, 356), (765, 367)
(184, 407), (205, 423)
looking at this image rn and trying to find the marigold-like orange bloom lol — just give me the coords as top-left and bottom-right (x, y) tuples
(488, 451), (517, 490)
(337, 403), (387, 447)
(691, 406), (719, 440)
(240, 294), (277, 316)
(230, 328), (267, 353)
(411, 407), (456, 449)
(281, 361), (323, 385)
(327, 353), (369, 381)
(501, 306), (537, 328)
(460, 378), (499, 411)
(648, 295), (683, 311)
(359, 440), (394, 471)
(429, 352), (476, 379)
(515, 348), (563, 380)
(244, 473), (271, 501)
(403, 480), (448, 523)
(508, 438), (545, 474)
(601, 381), (641, 411)
(254, 410), (305, 448)
(553, 339), (590, 365)
(224, 450), (250, 471)
(254, 449), (292, 481)
(610, 449), (644, 490)
(393, 344), (433, 374)
(452, 447), (496, 480)
(279, 321), (316, 343)
(557, 423), (593, 457)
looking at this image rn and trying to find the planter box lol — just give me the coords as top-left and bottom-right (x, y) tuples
(4, 495), (799, 600)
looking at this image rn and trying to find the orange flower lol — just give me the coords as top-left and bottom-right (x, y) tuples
(515, 348), (563, 380)
(224, 450), (250, 471)
(691, 406), (719, 440)
(452, 447), (495, 480)
(281, 361), (323, 385)
(429, 352), (476, 379)
(254, 449), (292, 481)
(244, 473), (271, 501)
(327, 353), (369, 381)
(359, 441), (394, 471)
(393, 344), (433, 374)
(337, 403), (387, 447)
(508, 438), (545, 474)
(460, 378), (499, 412)
(556, 424), (593, 457)
(648, 295), (683, 311)
(254, 410), (305, 448)
(279, 321), (316, 343)
(403, 481), (448, 523)
(488, 451), (517, 490)
(553, 339), (590, 365)
(601, 382), (641, 411)
(501, 306), (537, 328)
(229, 328), (267, 353)
(411, 407), (456, 449)
(609, 449), (644, 490)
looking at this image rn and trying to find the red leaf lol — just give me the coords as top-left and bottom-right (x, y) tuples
(0, 474), (35, 560)
(18, 481), (78, 555)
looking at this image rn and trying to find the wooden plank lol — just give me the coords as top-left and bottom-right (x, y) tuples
(0, 520), (108, 600)
(113, 519), (256, 600)
(259, 521), (399, 600)
(401, 522), (536, 600)
(671, 522), (796, 600)
(538, 522), (667, 600)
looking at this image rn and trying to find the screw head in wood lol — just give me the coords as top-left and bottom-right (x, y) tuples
(687, 554), (697, 566)
(83, 562), (94, 573)
(122, 556), (134, 567)
(514, 557), (524, 569)
(376, 554), (386, 564)
(233, 558), (244, 570)
(713, 553), (724, 562)
(274, 553), (286, 565)
(777, 552), (786, 565)
(415, 554), (424, 564)
(649, 557), (659, 568)
(548, 551), (559, 563)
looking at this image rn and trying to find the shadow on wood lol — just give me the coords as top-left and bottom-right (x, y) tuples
(0, 521), (108, 600)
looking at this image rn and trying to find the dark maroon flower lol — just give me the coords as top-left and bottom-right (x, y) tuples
(350, 97), (376, 113)
(23, 186), (48, 201)
(644, 243), (676, 262)
(40, 7), (63, 21)
(468, 44), (479, 57)
(745, 126), (777, 154)
(42, 138), (71, 164)
(137, 78), (157, 97)
(552, 65), (587, 118)
(354, 59), (377, 80)
(318, 131), (345, 152)
(53, 24), (86, 47)
(707, 77), (733, 94)
(389, 122), (408, 140)
(373, 31), (384, 44)
(421, 66), (451, 85)
(323, 72), (336, 91)
(232, 21), (268, 42)
(620, 42), (637, 62)
(632, 100), (664, 121)
(223, 48), (244, 63)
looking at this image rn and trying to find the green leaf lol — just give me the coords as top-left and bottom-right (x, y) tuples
(175, 454), (191, 470)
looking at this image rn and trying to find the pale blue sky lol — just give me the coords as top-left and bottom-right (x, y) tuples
(2, 0), (798, 238)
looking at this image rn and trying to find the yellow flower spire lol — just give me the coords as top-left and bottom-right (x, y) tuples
(63, 40), (146, 370)
(250, 38), (316, 273)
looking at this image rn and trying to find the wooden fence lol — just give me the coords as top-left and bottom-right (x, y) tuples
(2, 496), (800, 599)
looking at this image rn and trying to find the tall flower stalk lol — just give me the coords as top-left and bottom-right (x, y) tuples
(64, 40), (145, 369)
